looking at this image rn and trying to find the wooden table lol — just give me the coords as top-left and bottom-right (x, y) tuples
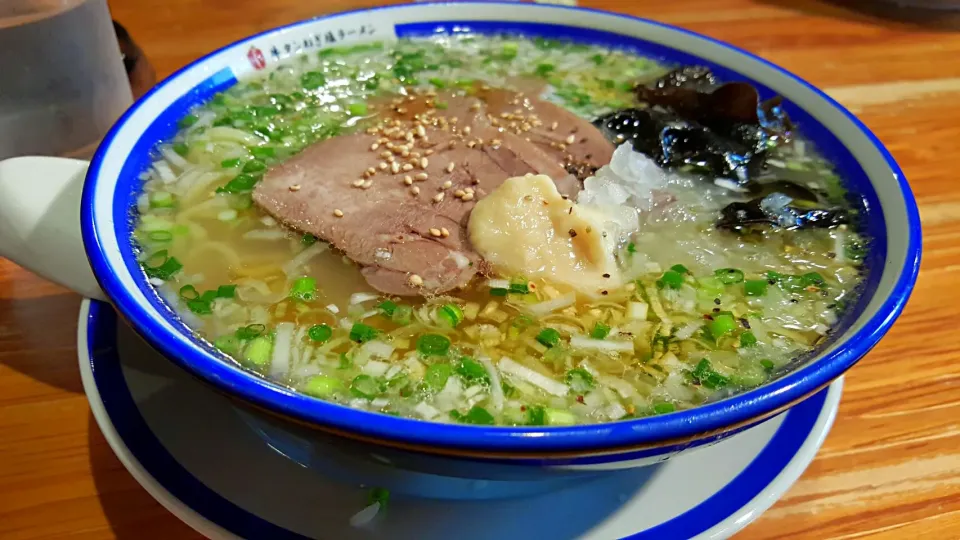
(2, 0), (958, 538)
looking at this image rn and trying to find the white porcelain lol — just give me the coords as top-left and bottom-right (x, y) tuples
(0, 157), (105, 300)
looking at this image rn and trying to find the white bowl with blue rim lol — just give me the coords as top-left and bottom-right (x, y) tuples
(0, 2), (921, 480)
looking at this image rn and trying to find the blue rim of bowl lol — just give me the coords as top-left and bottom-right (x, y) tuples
(80, 2), (922, 455)
(84, 299), (835, 540)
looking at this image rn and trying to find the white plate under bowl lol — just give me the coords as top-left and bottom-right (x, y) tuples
(79, 300), (841, 539)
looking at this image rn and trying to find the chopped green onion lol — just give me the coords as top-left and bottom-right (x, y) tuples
(744, 279), (768, 296)
(149, 191), (176, 208)
(228, 193), (254, 210)
(217, 284), (236, 298)
(348, 102), (368, 116)
(534, 37), (560, 50)
(670, 264), (690, 275)
(242, 160), (267, 173)
(178, 284), (199, 300)
(801, 272), (826, 287)
(300, 71), (327, 89)
(508, 282), (529, 294)
(428, 77), (446, 88)
(708, 313), (737, 337)
(349, 323), (379, 343)
(591, 54), (604, 65)
(458, 406), (495, 425)
(740, 331), (758, 348)
(143, 251), (182, 280)
(565, 368), (595, 392)
(490, 287), (508, 297)
(391, 304), (413, 326)
(289, 276), (317, 302)
(178, 114), (199, 128)
(703, 371), (730, 389)
(760, 359), (775, 372)
(301, 234), (317, 246)
(438, 303), (464, 328)
(243, 336), (272, 367)
(590, 322), (611, 339)
(657, 270), (684, 290)
(367, 487), (390, 509)
(526, 405), (546, 426)
(185, 298), (213, 315)
(147, 230), (173, 243)
(216, 173), (259, 194)
(308, 324), (332, 343)
(424, 363), (454, 391)
(303, 375), (344, 398)
(778, 274), (806, 293)
(236, 324), (266, 340)
(500, 42), (519, 60)
(214, 334), (240, 355)
(220, 158), (242, 168)
(378, 300), (398, 317)
(653, 402), (676, 415)
(536, 328), (561, 348)
(545, 408), (576, 425)
(251, 146), (275, 159)
(416, 334), (451, 356)
(349, 374), (382, 399)
(715, 268), (745, 284)
(627, 242), (637, 254)
(456, 356), (489, 383)
(535, 63), (555, 77)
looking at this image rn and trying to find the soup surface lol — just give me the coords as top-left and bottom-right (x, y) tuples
(134, 35), (867, 426)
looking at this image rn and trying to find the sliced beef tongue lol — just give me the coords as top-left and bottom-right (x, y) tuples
(253, 89), (614, 296)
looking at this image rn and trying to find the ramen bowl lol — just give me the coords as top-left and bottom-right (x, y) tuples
(0, 2), (921, 480)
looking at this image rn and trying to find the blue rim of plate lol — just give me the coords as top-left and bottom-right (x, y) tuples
(80, 2), (921, 455)
(84, 300), (834, 540)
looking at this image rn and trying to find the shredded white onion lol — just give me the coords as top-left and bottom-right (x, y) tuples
(349, 502), (380, 528)
(464, 385), (484, 399)
(450, 250), (471, 269)
(350, 292), (380, 305)
(479, 356), (504, 412)
(569, 336), (634, 353)
(326, 303), (340, 314)
(206, 126), (263, 146)
(498, 356), (569, 397)
(160, 145), (189, 170)
(242, 229), (288, 240)
(674, 320), (704, 340)
(269, 322), (294, 377)
(414, 401), (440, 420)
(626, 301), (648, 321)
(153, 160), (176, 184)
(605, 402), (628, 420)
(384, 364), (403, 381)
(361, 360), (391, 377)
(600, 375), (639, 399)
(487, 279), (510, 289)
(282, 242), (329, 277)
(526, 292), (577, 316)
(714, 178), (748, 192)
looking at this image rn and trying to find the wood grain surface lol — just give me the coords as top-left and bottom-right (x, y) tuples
(1, 0), (958, 538)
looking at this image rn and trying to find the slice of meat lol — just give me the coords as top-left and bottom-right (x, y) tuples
(253, 90), (615, 296)
(476, 88), (615, 179)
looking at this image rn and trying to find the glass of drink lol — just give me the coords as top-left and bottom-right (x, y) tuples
(0, 0), (134, 160)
